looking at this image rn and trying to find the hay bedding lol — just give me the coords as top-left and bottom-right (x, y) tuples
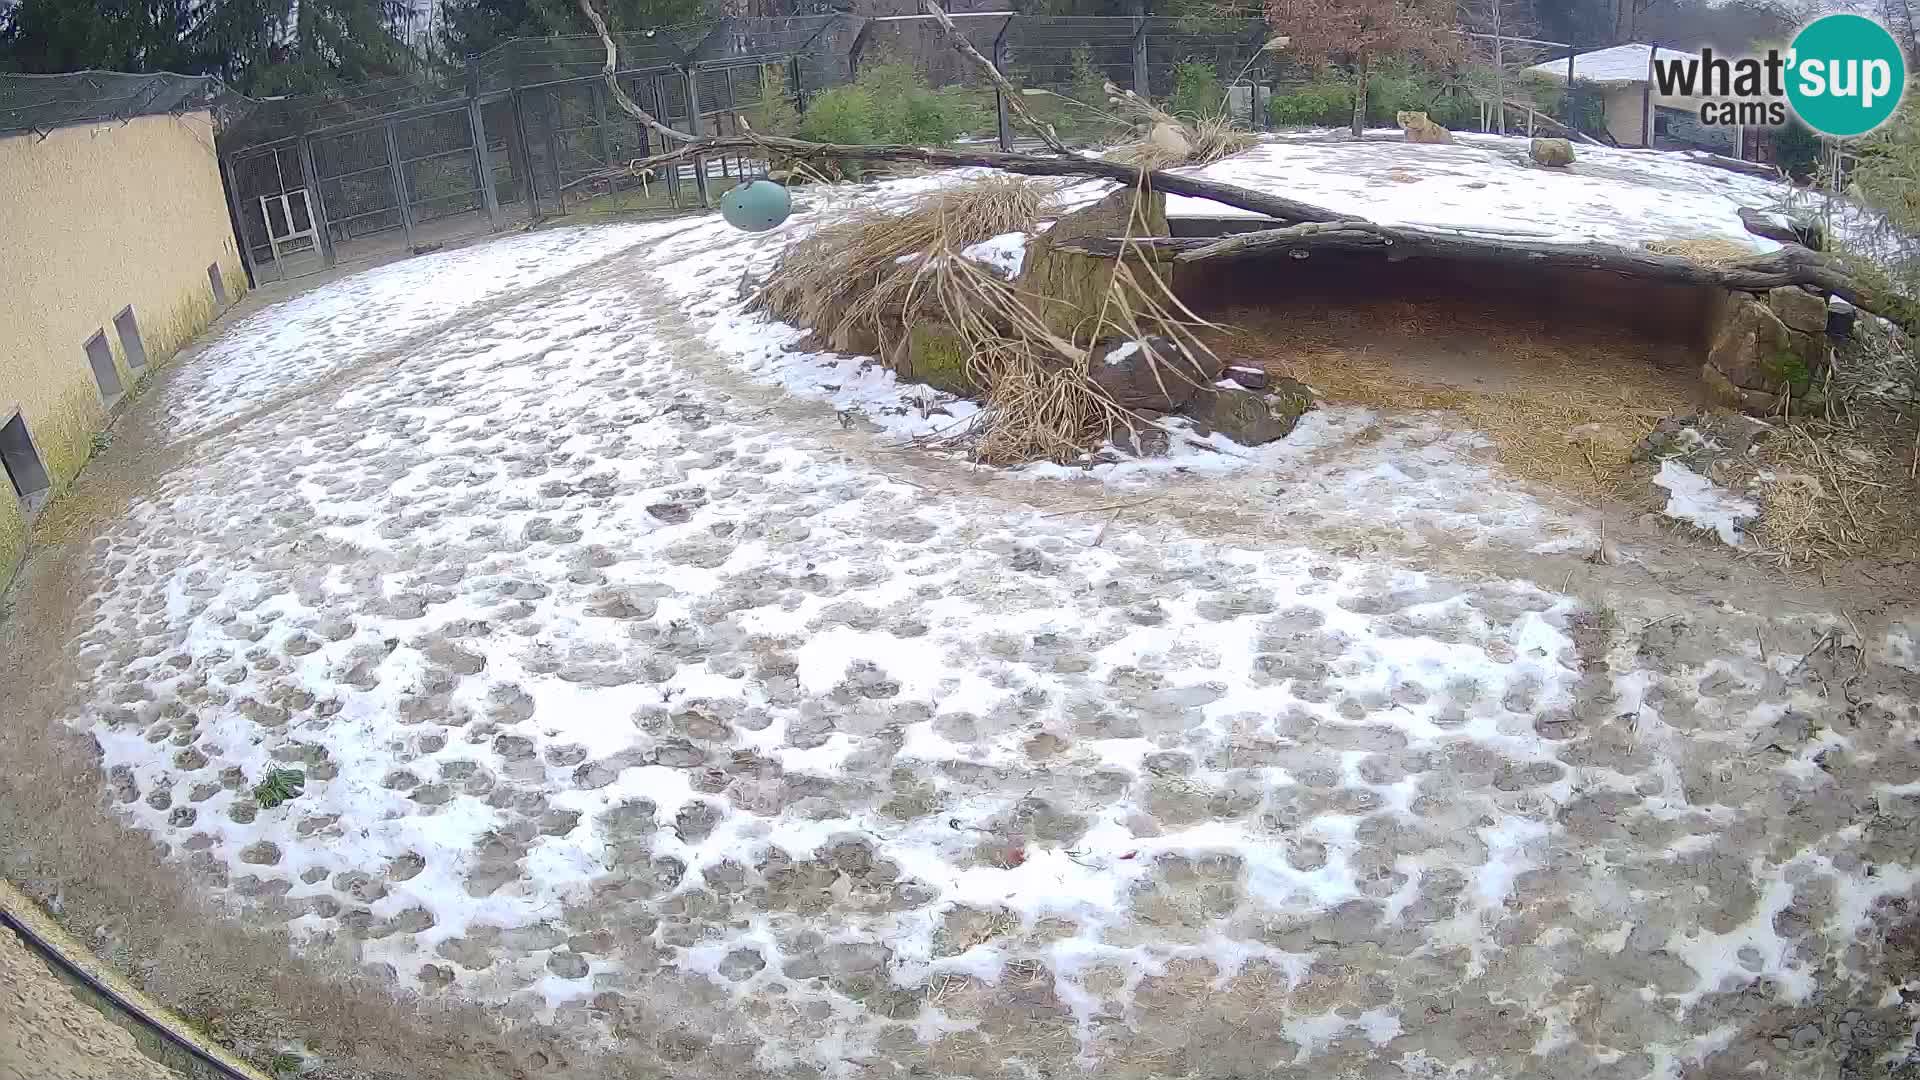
(753, 177), (1222, 466)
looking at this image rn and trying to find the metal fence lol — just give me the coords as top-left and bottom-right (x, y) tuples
(212, 12), (1584, 285)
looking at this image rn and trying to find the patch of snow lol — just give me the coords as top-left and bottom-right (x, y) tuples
(960, 231), (1029, 278)
(1103, 340), (1141, 366)
(1653, 459), (1758, 547)
(1165, 131), (1785, 255)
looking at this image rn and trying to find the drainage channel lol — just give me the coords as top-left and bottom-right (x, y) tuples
(1, 879), (273, 1080)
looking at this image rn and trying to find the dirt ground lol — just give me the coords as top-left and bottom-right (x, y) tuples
(5, 202), (1920, 1080)
(0, 925), (181, 1080)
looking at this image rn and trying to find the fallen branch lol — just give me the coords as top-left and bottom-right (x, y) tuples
(920, 0), (1068, 154)
(1683, 149), (1784, 181)
(1057, 223), (1916, 330)
(1499, 102), (1602, 146)
(576, 0), (696, 146)
(1737, 205), (1826, 251)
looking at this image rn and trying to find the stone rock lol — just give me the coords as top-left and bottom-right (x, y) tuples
(826, 321), (882, 358)
(1701, 364), (1781, 417)
(1089, 335), (1219, 410)
(1223, 365), (1268, 390)
(1147, 121), (1192, 162)
(1396, 111), (1454, 144)
(1015, 187), (1168, 337)
(1529, 137), (1575, 167)
(1107, 413), (1172, 457)
(1769, 286), (1830, 333)
(1181, 380), (1313, 446)
(1707, 294), (1797, 395)
(889, 320), (975, 397)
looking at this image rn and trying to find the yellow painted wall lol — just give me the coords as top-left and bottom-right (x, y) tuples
(0, 109), (244, 579)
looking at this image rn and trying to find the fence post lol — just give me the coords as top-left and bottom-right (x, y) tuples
(382, 121), (418, 250)
(685, 66), (711, 207)
(296, 135), (336, 267)
(590, 80), (613, 168)
(993, 19), (1013, 152)
(218, 153), (260, 290)
(544, 88), (567, 214)
(1132, 15), (1150, 99)
(1564, 50), (1575, 129)
(467, 55), (502, 230)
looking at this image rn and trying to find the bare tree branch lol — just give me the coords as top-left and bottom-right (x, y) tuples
(918, 0), (1070, 155)
(576, 0), (697, 145)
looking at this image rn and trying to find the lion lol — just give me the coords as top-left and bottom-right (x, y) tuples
(1397, 110), (1455, 145)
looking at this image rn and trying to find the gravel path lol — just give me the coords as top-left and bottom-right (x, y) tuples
(26, 193), (1920, 1080)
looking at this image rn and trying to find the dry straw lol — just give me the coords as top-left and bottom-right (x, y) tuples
(1102, 84), (1259, 170)
(754, 176), (1224, 464)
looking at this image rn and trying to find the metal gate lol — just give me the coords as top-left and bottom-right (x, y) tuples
(226, 143), (325, 283)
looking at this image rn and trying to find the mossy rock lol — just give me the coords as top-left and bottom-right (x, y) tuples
(895, 321), (976, 396)
(1016, 188), (1170, 338)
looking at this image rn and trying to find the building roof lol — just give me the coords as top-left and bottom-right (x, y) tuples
(0, 71), (223, 139)
(1526, 43), (1702, 86)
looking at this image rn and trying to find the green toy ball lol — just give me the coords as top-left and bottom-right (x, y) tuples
(720, 179), (792, 232)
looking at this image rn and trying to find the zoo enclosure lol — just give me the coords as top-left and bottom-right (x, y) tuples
(216, 12), (1590, 283)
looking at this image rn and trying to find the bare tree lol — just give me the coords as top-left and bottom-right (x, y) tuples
(1458, 0), (1537, 134)
(1270, 0), (1462, 137)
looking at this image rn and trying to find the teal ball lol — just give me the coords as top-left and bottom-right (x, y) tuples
(720, 179), (792, 232)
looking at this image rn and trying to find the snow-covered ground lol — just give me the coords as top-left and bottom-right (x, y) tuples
(156, 223), (684, 440)
(65, 170), (1920, 1079)
(1166, 130), (1786, 252)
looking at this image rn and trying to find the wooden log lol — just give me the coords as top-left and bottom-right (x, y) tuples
(1737, 205), (1825, 251)
(1501, 103), (1602, 146)
(1057, 223), (1916, 330)
(1682, 150), (1783, 181)
(1737, 206), (1799, 246)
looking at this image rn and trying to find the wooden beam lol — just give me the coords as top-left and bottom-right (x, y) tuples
(1057, 223), (1914, 330)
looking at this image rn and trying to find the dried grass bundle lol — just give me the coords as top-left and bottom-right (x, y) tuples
(1644, 237), (1762, 268)
(756, 175), (1222, 465)
(754, 176), (1047, 350)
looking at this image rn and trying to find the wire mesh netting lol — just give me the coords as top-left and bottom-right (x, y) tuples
(0, 70), (223, 137)
(197, 13), (1605, 286)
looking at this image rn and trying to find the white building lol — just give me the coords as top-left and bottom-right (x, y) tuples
(1527, 43), (1732, 152)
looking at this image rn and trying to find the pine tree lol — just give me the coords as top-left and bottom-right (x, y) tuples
(437, 0), (709, 62)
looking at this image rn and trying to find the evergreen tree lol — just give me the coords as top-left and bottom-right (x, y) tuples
(1, 0), (421, 92)
(438, 0), (708, 62)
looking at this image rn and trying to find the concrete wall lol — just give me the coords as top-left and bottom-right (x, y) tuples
(1602, 85), (1649, 145)
(0, 110), (244, 579)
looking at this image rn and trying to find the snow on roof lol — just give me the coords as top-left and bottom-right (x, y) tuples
(1526, 42), (1702, 85)
(1164, 130), (1786, 254)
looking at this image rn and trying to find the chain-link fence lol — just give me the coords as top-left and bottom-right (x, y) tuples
(212, 13), (1602, 284)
